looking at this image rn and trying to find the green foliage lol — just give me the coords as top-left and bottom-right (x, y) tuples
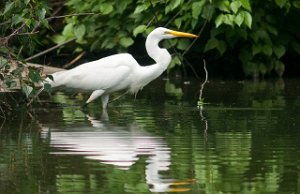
(0, 0), (50, 100)
(53, 0), (299, 77)
(53, 0), (210, 68)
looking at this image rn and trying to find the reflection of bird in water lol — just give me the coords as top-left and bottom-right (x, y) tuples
(41, 115), (193, 192)
(45, 27), (198, 109)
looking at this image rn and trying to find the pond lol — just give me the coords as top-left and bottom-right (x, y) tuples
(0, 78), (299, 194)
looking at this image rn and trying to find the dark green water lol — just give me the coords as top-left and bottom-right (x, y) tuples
(0, 78), (299, 194)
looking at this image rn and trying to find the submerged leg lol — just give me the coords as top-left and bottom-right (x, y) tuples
(85, 89), (105, 105)
(101, 94), (109, 109)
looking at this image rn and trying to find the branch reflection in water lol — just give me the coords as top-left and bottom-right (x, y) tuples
(41, 110), (194, 193)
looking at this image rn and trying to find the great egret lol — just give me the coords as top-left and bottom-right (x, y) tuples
(46, 27), (198, 109)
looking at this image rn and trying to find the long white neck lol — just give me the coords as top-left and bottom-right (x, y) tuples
(129, 31), (172, 94)
(144, 33), (171, 76)
(131, 34), (171, 92)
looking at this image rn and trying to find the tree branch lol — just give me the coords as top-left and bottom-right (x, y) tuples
(199, 59), (208, 102)
(24, 38), (76, 62)
(46, 12), (98, 20)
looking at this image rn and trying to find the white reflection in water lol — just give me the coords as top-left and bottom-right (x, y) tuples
(41, 112), (191, 193)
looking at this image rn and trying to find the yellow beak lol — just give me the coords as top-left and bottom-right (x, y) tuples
(166, 30), (199, 38)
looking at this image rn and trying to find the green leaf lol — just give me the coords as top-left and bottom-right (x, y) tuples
(52, 35), (66, 45)
(12, 14), (23, 25)
(240, 0), (251, 11)
(293, 1), (300, 8)
(192, 0), (205, 19)
(43, 83), (52, 94)
(216, 0), (231, 13)
(119, 37), (134, 48)
(37, 8), (47, 20)
(252, 44), (262, 56)
(5, 79), (17, 88)
(215, 14), (224, 28)
(168, 55), (181, 73)
(230, 1), (242, 14)
(201, 4), (214, 20)
(266, 25), (278, 36)
(223, 14), (234, 26)
(28, 69), (41, 83)
(62, 23), (74, 38)
(3, 2), (14, 15)
(176, 39), (190, 50)
(204, 38), (219, 52)
(258, 63), (267, 75)
(217, 40), (227, 55)
(22, 84), (33, 98)
(242, 11), (252, 28)
(275, 0), (287, 8)
(100, 3), (113, 15)
(234, 12), (244, 26)
(133, 4), (148, 14)
(116, 0), (128, 13)
(273, 45), (286, 58)
(262, 44), (272, 56)
(165, 0), (181, 14)
(0, 57), (8, 69)
(74, 24), (86, 39)
(133, 25), (147, 37)
(174, 18), (182, 28)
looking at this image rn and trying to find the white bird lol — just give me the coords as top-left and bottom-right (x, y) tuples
(46, 27), (198, 109)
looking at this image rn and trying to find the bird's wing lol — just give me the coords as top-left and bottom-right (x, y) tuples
(49, 53), (139, 91)
(62, 65), (132, 91)
(75, 53), (138, 69)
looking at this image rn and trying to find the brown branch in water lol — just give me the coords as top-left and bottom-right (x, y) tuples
(198, 59), (209, 140)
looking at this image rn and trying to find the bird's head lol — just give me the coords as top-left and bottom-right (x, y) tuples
(152, 27), (198, 39)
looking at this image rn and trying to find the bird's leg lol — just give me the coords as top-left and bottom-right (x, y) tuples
(101, 94), (109, 110)
(85, 89), (105, 106)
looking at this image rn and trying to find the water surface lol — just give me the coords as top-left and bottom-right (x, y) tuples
(0, 78), (299, 194)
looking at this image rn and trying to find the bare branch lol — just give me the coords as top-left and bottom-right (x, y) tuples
(24, 38), (76, 62)
(46, 12), (99, 20)
(199, 59), (208, 102)
(63, 51), (86, 69)
(9, 23), (26, 38)
(182, 19), (208, 57)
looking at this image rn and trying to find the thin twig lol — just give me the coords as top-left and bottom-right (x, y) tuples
(199, 59), (208, 101)
(0, 21), (10, 26)
(24, 38), (76, 62)
(63, 51), (86, 69)
(182, 19), (208, 57)
(182, 57), (200, 79)
(15, 31), (40, 36)
(26, 87), (44, 106)
(9, 23), (26, 38)
(109, 91), (129, 103)
(46, 12), (98, 20)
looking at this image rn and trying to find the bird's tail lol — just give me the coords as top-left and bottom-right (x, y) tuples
(44, 71), (66, 88)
